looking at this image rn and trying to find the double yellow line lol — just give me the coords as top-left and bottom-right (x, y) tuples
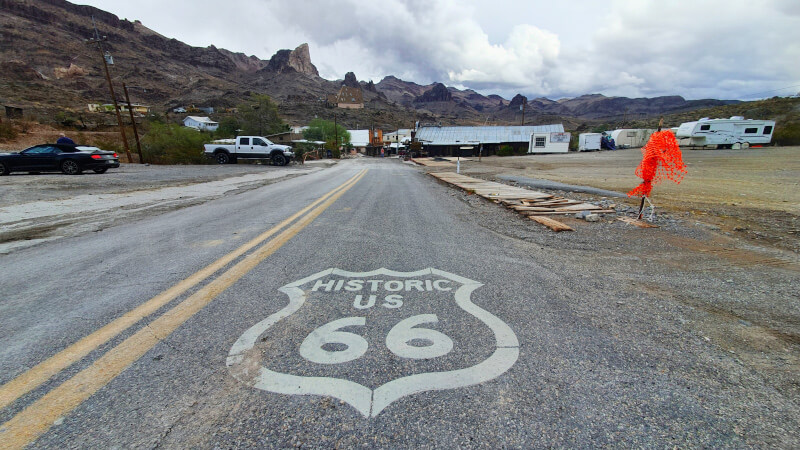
(0, 169), (367, 448)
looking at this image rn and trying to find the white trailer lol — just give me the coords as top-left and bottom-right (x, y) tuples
(529, 132), (570, 153)
(578, 133), (602, 151)
(675, 117), (775, 148)
(609, 129), (655, 148)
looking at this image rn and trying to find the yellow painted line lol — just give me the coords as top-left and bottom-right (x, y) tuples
(0, 169), (367, 448)
(0, 169), (365, 413)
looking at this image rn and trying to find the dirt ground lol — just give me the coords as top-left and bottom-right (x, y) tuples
(451, 146), (800, 254)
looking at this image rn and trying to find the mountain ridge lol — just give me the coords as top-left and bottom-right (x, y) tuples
(0, 0), (738, 129)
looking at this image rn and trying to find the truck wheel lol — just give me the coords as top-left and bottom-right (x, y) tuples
(271, 153), (287, 166)
(215, 152), (230, 164)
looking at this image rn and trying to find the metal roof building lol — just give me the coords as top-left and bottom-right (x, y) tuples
(415, 125), (566, 156)
(416, 125), (563, 146)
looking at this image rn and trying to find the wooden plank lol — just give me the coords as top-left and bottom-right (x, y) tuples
(618, 217), (659, 228)
(518, 209), (615, 215)
(529, 216), (574, 232)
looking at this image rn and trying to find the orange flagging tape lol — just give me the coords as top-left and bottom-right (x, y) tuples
(628, 130), (687, 198)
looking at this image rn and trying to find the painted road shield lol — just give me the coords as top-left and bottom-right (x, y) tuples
(227, 268), (519, 417)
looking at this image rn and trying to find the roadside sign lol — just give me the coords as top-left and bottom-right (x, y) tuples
(227, 268), (519, 417)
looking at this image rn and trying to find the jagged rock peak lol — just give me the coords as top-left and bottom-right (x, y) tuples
(343, 72), (360, 88)
(509, 94), (528, 108)
(414, 83), (452, 103)
(364, 80), (377, 93)
(265, 43), (319, 76)
(289, 43), (319, 77)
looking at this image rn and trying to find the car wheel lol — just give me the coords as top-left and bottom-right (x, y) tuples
(271, 153), (287, 166)
(93, 168), (108, 174)
(61, 159), (82, 175)
(0, 162), (9, 176)
(215, 152), (230, 164)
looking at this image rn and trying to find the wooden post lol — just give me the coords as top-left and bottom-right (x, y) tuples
(122, 83), (144, 164)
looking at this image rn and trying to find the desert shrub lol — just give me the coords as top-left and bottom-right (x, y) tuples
(773, 122), (800, 146)
(0, 122), (18, 141)
(497, 144), (514, 156)
(86, 135), (124, 153)
(141, 122), (212, 164)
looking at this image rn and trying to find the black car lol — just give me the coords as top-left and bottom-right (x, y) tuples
(0, 143), (120, 175)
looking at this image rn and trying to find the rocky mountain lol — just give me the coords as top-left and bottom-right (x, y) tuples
(0, 0), (737, 130)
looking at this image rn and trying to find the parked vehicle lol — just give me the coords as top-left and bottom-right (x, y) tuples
(0, 143), (120, 175)
(203, 136), (294, 165)
(675, 117), (775, 148)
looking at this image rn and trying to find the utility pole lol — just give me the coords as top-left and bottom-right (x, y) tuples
(334, 113), (339, 156)
(85, 16), (132, 162)
(122, 83), (144, 164)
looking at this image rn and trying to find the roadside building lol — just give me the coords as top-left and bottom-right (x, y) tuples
(183, 116), (219, 132)
(347, 129), (370, 153)
(415, 125), (567, 156)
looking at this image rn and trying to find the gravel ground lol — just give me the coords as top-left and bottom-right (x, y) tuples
(451, 147), (800, 253)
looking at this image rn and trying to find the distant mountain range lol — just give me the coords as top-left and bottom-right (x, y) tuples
(0, 0), (739, 129)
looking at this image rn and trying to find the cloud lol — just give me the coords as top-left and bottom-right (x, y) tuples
(80, 0), (800, 100)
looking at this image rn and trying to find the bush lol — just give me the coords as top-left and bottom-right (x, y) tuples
(497, 145), (514, 156)
(0, 122), (18, 142)
(141, 122), (212, 164)
(773, 122), (800, 146)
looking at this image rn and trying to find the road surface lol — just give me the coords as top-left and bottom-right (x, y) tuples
(1, 158), (797, 448)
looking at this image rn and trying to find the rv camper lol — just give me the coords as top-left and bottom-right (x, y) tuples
(675, 117), (775, 148)
(609, 129), (655, 148)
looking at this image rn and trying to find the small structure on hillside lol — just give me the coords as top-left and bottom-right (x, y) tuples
(183, 116), (219, 131)
(3, 105), (23, 119)
(328, 86), (364, 109)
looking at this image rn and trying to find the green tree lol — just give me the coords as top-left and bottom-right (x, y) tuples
(141, 122), (212, 164)
(302, 118), (350, 151)
(215, 116), (240, 138)
(236, 94), (287, 136)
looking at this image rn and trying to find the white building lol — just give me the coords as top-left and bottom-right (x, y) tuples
(347, 129), (371, 152)
(183, 116), (219, 132)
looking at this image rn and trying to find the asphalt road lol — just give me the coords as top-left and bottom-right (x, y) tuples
(0, 158), (797, 448)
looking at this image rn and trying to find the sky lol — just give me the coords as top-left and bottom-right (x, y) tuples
(77, 0), (800, 101)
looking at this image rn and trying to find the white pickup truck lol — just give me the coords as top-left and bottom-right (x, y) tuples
(204, 136), (294, 165)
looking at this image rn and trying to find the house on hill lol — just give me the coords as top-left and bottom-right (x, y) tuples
(183, 116), (218, 131)
(328, 86), (364, 109)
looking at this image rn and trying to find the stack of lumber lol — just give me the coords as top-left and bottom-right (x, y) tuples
(430, 172), (615, 231)
(410, 158), (455, 168)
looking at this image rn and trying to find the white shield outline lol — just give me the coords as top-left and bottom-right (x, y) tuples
(226, 268), (519, 418)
